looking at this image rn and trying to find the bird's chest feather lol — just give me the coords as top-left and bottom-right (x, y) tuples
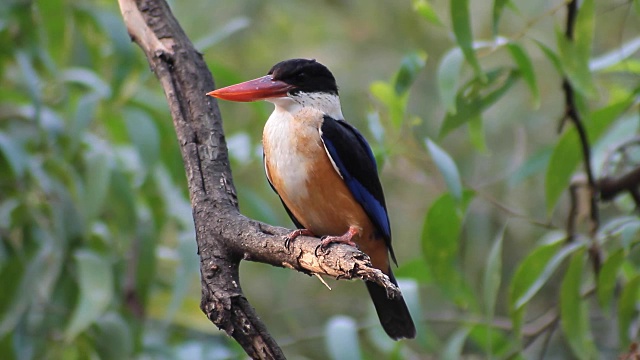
(262, 107), (374, 239)
(262, 108), (325, 203)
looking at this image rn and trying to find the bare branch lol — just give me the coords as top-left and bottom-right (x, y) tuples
(116, 0), (400, 358)
(560, 0), (601, 273)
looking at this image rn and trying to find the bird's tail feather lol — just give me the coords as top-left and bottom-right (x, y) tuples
(365, 270), (416, 340)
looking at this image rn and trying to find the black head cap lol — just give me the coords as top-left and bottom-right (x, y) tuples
(268, 59), (338, 95)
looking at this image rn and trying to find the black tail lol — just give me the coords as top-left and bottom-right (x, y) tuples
(365, 270), (416, 340)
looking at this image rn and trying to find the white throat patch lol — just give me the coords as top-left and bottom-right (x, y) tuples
(268, 92), (344, 120)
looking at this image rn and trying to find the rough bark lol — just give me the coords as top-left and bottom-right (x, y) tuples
(117, 0), (400, 358)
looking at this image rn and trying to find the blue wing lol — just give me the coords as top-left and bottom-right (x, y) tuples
(320, 115), (396, 264)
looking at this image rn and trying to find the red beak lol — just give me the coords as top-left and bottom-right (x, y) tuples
(206, 75), (295, 102)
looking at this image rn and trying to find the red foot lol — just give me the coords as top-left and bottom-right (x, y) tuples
(316, 226), (360, 256)
(284, 228), (315, 250)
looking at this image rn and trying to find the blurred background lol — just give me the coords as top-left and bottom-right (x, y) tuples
(1, 0), (639, 359)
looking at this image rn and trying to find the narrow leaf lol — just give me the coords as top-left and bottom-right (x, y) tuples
(534, 40), (563, 74)
(83, 149), (112, 223)
(451, 0), (484, 80)
(65, 250), (114, 341)
(370, 81), (405, 129)
(560, 248), (595, 359)
(425, 138), (463, 201)
(492, 0), (511, 35)
(16, 52), (41, 118)
(484, 225), (505, 317)
(596, 249), (624, 312)
(442, 327), (471, 360)
(507, 43), (539, 108)
(618, 276), (640, 348)
(95, 313), (134, 360)
(556, 0), (596, 98)
(467, 115), (488, 152)
(469, 324), (514, 357)
(514, 241), (584, 310)
(437, 48), (464, 114)
(413, 0), (443, 26)
(69, 93), (100, 154)
(545, 96), (634, 213)
(508, 147), (552, 187)
(508, 234), (562, 334)
(440, 68), (520, 137)
(61, 68), (111, 98)
(0, 133), (27, 178)
(422, 190), (476, 307)
(394, 51), (427, 96)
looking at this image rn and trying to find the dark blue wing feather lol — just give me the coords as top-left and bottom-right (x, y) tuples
(320, 116), (396, 264)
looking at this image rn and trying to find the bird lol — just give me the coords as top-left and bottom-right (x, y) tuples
(206, 58), (416, 340)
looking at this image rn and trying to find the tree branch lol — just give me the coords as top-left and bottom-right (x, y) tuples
(117, 0), (400, 358)
(560, 0), (602, 274)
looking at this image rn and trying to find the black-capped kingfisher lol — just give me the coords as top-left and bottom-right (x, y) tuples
(207, 58), (416, 340)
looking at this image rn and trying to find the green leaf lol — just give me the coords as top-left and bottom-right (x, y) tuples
(560, 248), (596, 359)
(422, 190), (476, 307)
(36, 0), (67, 64)
(509, 147), (552, 187)
(69, 93), (100, 155)
(506, 43), (539, 108)
(450, 0), (484, 80)
(65, 250), (114, 341)
(442, 327), (470, 360)
(556, 0), (596, 97)
(545, 96), (634, 213)
(425, 138), (463, 201)
(61, 68), (111, 98)
(83, 149), (112, 224)
(469, 324), (514, 357)
(325, 316), (362, 360)
(370, 81), (406, 129)
(484, 225), (505, 318)
(514, 241), (584, 310)
(395, 258), (432, 283)
(394, 51), (427, 96)
(440, 68), (520, 137)
(413, 0), (443, 26)
(596, 249), (624, 312)
(124, 108), (160, 171)
(467, 115), (487, 152)
(492, 0), (511, 35)
(508, 234), (570, 334)
(0, 254), (28, 336)
(94, 313), (134, 360)
(16, 51), (42, 119)
(618, 276), (640, 348)
(535, 40), (563, 74)
(574, 0), (595, 62)
(0, 132), (27, 178)
(437, 48), (464, 114)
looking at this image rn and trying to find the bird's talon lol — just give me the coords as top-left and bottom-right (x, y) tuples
(284, 229), (315, 252)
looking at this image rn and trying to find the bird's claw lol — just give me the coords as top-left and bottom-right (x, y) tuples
(314, 234), (358, 256)
(283, 229), (315, 251)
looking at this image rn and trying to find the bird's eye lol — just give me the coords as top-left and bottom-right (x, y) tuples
(297, 72), (306, 79)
